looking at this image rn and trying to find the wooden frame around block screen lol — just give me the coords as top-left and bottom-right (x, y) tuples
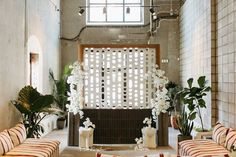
(78, 44), (160, 66)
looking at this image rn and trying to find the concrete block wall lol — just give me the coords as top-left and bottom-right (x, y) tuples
(0, 0), (61, 134)
(179, 0), (216, 129)
(216, 0), (236, 128)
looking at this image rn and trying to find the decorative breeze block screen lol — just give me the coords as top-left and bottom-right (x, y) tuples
(83, 47), (156, 109)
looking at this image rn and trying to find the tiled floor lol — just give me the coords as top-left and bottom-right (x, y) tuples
(43, 127), (179, 157)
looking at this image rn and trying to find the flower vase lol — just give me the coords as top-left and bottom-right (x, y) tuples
(157, 112), (169, 146)
(68, 112), (80, 146)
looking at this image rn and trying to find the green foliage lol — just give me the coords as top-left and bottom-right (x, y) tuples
(49, 65), (72, 116)
(194, 126), (212, 132)
(166, 81), (182, 113)
(177, 107), (194, 136)
(180, 76), (211, 132)
(11, 86), (60, 138)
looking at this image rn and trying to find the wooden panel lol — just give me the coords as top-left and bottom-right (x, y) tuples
(81, 109), (153, 144)
(67, 112), (80, 146)
(157, 113), (169, 146)
(68, 110), (169, 145)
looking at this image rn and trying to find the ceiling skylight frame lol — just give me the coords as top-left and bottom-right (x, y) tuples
(86, 0), (144, 26)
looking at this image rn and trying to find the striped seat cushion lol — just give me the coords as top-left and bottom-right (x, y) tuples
(5, 138), (60, 157)
(212, 122), (228, 145)
(179, 139), (229, 157)
(7, 123), (27, 146)
(0, 130), (14, 155)
(224, 129), (236, 151)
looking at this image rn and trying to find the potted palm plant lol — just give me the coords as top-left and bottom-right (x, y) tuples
(49, 65), (72, 129)
(11, 86), (60, 138)
(166, 81), (182, 129)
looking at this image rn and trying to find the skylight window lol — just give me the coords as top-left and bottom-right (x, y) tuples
(86, 0), (144, 25)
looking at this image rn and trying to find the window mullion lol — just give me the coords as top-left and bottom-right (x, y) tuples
(123, 0), (125, 22)
(105, 0), (108, 22)
(86, 0), (143, 25)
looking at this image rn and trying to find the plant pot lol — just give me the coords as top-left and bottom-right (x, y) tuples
(177, 134), (192, 143)
(170, 115), (178, 129)
(57, 117), (66, 129)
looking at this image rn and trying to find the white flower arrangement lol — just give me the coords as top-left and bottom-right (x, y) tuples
(66, 61), (85, 117)
(134, 137), (143, 150)
(145, 64), (170, 119)
(83, 117), (95, 129)
(143, 117), (152, 127)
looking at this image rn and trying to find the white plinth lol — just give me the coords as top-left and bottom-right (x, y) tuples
(79, 127), (94, 148)
(142, 127), (157, 148)
(193, 131), (212, 139)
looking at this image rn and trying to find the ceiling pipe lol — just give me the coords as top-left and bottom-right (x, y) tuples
(60, 12), (178, 42)
(149, 0), (154, 37)
(60, 1), (179, 42)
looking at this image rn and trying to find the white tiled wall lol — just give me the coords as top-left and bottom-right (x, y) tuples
(216, 0), (236, 128)
(179, 0), (216, 129)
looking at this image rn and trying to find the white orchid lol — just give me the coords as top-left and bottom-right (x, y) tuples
(143, 117), (152, 127)
(134, 137), (144, 150)
(146, 64), (170, 119)
(135, 137), (143, 144)
(83, 117), (96, 129)
(66, 61), (85, 118)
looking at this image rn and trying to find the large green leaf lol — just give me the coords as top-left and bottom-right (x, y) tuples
(31, 95), (54, 112)
(198, 76), (206, 88)
(187, 103), (195, 111)
(18, 86), (40, 105)
(198, 99), (206, 108)
(203, 86), (211, 92)
(189, 87), (201, 97)
(187, 78), (193, 88)
(41, 107), (63, 115)
(188, 112), (196, 120)
(11, 100), (30, 114)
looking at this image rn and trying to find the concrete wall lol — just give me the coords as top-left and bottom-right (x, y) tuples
(179, 0), (216, 129)
(26, 0), (61, 135)
(216, 0), (236, 128)
(0, 0), (26, 130)
(61, 0), (180, 83)
(0, 0), (61, 133)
